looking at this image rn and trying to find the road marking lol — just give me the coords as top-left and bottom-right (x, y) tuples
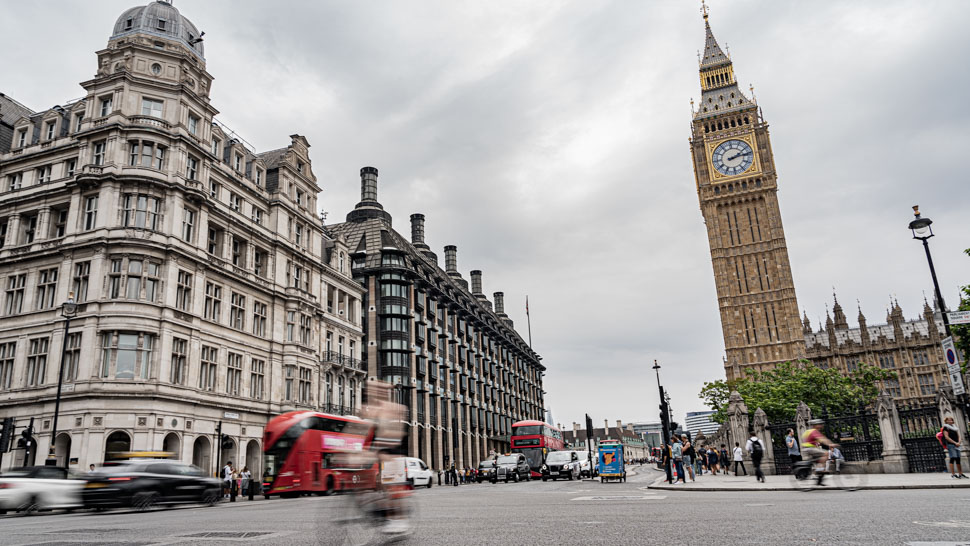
(913, 521), (970, 529)
(571, 495), (666, 501)
(907, 543), (970, 546)
(574, 521), (605, 525)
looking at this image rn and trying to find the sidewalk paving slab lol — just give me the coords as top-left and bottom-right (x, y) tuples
(646, 468), (970, 492)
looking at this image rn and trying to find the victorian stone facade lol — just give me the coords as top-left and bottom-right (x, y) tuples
(689, 12), (806, 382)
(804, 296), (949, 403)
(326, 172), (546, 471)
(0, 1), (364, 474)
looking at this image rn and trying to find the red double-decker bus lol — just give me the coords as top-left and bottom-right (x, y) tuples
(510, 420), (564, 477)
(261, 411), (377, 497)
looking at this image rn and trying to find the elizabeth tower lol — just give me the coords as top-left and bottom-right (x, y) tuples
(689, 9), (805, 382)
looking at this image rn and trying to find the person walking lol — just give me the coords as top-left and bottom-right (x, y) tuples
(671, 437), (685, 484)
(707, 447), (719, 474)
(222, 461), (233, 498)
(240, 466), (251, 498)
(942, 416), (966, 479)
(745, 432), (765, 483)
(785, 428), (801, 471)
(732, 442), (747, 476)
(450, 463), (459, 487)
(681, 435), (695, 482)
(719, 444), (730, 475)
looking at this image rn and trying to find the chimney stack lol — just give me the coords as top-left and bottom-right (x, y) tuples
(616, 420), (622, 429)
(346, 166), (391, 224)
(360, 166), (378, 203)
(604, 419), (609, 430)
(470, 270), (483, 295)
(410, 213), (428, 248)
(493, 292), (505, 315)
(444, 245), (457, 273)
(573, 422), (580, 435)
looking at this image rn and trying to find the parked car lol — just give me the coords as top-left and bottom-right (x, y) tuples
(0, 466), (84, 514)
(495, 454), (531, 483)
(541, 451), (581, 481)
(477, 460), (497, 483)
(82, 460), (221, 511)
(403, 457), (433, 488)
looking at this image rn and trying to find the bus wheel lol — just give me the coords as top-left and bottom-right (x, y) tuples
(325, 477), (335, 496)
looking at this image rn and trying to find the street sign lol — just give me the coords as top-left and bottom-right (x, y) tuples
(948, 310), (970, 325)
(941, 337), (965, 396)
(223, 412), (240, 420)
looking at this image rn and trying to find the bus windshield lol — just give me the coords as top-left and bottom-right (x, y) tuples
(514, 425), (543, 435)
(517, 448), (544, 470)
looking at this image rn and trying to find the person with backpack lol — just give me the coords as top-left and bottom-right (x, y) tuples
(681, 435), (696, 482)
(941, 415), (967, 479)
(719, 444), (730, 475)
(671, 437), (685, 484)
(745, 433), (764, 482)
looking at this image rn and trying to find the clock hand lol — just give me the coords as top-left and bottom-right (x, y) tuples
(726, 153), (741, 161)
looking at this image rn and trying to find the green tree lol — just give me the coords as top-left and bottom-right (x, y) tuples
(952, 248), (970, 373)
(699, 360), (897, 424)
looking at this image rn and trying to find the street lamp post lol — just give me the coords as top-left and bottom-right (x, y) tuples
(908, 206), (967, 418)
(46, 294), (77, 466)
(653, 360), (673, 484)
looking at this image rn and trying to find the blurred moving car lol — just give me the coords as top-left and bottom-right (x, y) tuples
(82, 460), (221, 511)
(0, 466), (83, 514)
(495, 454), (531, 483)
(477, 460), (497, 483)
(575, 451), (597, 478)
(541, 450), (581, 481)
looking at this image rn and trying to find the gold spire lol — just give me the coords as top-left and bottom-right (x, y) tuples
(701, 0), (709, 21)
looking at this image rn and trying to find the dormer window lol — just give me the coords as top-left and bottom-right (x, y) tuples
(211, 138), (221, 157)
(45, 121), (56, 140)
(157, 19), (166, 31)
(125, 17), (133, 29)
(234, 154), (242, 172)
(297, 161), (305, 174)
(16, 129), (27, 148)
(255, 169), (262, 187)
(74, 114), (84, 132)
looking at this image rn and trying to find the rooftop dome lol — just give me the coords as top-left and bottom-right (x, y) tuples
(111, 0), (204, 59)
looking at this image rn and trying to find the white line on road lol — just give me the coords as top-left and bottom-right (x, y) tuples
(744, 503), (774, 507)
(912, 520), (970, 529)
(571, 495), (667, 501)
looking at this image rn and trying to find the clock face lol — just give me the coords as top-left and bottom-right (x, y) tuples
(712, 139), (754, 176)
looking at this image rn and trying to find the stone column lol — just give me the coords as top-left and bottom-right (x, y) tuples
(936, 387), (970, 469)
(876, 392), (907, 473)
(795, 401), (812, 443)
(753, 408), (775, 475)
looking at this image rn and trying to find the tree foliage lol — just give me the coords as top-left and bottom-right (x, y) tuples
(699, 360), (898, 424)
(952, 248), (970, 373)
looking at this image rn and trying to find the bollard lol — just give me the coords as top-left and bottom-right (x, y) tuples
(248, 482), (254, 501)
(437, 471), (442, 486)
(230, 480), (237, 502)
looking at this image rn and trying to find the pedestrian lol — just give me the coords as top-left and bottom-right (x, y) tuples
(732, 442), (747, 476)
(672, 437), (685, 484)
(942, 416), (967, 479)
(450, 463), (458, 487)
(437, 469), (442, 486)
(89, 464), (96, 473)
(785, 428), (801, 470)
(710, 447), (721, 474)
(662, 443), (673, 483)
(223, 461), (233, 498)
(826, 445), (845, 474)
(745, 432), (765, 483)
(240, 466), (251, 498)
(719, 444), (729, 475)
(681, 435), (695, 482)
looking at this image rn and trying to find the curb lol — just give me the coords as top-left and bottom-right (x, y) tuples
(647, 481), (970, 492)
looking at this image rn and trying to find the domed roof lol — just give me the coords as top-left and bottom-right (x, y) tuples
(111, 1), (204, 59)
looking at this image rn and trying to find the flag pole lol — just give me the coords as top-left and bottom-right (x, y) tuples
(526, 296), (532, 348)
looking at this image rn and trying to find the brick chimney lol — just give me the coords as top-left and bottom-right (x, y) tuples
(346, 166), (391, 224)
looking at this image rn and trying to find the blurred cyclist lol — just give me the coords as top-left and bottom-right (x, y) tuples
(801, 419), (837, 484)
(357, 379), (411, 536)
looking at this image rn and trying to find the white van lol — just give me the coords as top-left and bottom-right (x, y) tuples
(403, 457), (433, 488)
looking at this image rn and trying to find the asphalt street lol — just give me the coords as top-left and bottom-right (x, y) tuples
(1, 467), (970, 545)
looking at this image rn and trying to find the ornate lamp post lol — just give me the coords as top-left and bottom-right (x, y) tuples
(908, 206), (951, 337)
(46, 294), (77, 466)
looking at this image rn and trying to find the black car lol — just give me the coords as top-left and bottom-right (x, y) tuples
(82, 460), (221, 511)
(541, 451), (581, 481)
(495, 454), (531, 482)
(477, 460), (498, 483)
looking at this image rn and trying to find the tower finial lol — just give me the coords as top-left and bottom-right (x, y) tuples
(701, 0), (709, 20)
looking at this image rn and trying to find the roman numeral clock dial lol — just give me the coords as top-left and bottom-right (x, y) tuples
(711, 139), (754, 176)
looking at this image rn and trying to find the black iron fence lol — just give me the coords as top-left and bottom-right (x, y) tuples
(767, 421), (797, 474)
(821, 408), (882, 462)
(898, 404), (947, 473)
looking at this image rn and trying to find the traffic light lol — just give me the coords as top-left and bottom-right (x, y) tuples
(221, 434), (234, 450)
(0, 417), (13, 453)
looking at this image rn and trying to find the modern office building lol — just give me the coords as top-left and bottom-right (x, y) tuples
(326, 171), (546, 470)
(0, 0), (364, 474)
(684, 411), (719, 437)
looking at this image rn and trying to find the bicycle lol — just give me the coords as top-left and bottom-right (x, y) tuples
(790, 458), (866, 491)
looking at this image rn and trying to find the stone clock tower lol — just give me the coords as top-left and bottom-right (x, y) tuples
(689, 8), (806, 381)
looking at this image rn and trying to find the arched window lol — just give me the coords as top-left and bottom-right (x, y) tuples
(105, 430), (131, 460)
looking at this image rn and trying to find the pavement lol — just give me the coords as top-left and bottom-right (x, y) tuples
(3, 466), (970, 544)
(647, 465), (970, 491)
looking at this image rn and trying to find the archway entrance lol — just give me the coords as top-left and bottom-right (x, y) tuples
(245, 440), (260, 479)
(104, 431), (131, 461)
(54, 433), (72, 467)
(192, 436), (211, 475)
(163, 433), (181, 460)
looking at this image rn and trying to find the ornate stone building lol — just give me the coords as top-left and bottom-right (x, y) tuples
(804, 295), (949, 403)
(0, 1), (364, 473)
(326, 171), (546, 470)
(689, 9), (806, 382)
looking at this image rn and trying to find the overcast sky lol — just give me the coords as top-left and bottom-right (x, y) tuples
(4, 1), (967, 430)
